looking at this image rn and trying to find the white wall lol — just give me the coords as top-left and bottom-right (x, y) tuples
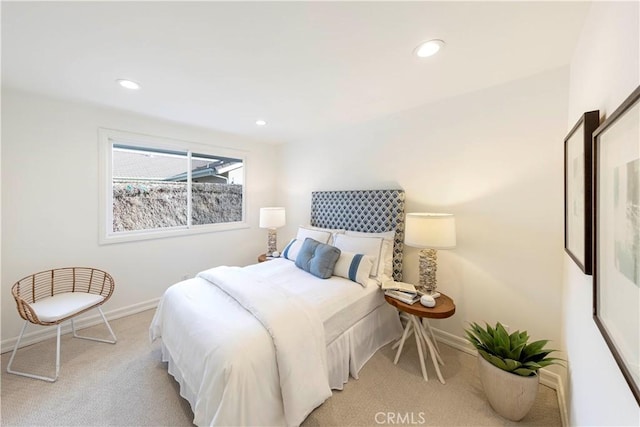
(1, 89), (279, 348)
(278, 67), (569, 370)
(564, 1), (640, 425)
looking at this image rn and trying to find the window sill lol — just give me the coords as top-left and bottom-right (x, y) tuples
(99, 221), (249, 245)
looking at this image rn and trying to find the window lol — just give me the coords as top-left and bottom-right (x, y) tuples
(99, 129), (247, 244)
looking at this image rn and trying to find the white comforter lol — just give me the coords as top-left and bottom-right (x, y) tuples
(150, 264), (334, 426)
(197, 267), (331, 426)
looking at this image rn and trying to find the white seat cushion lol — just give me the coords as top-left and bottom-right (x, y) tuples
(30, 292), (105, 322)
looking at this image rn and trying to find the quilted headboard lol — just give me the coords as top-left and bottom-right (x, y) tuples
(310, 189), (405, 281)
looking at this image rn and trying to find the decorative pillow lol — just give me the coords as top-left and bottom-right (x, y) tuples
(295, 238), (341, 279)
(333, 251), (374, 287)
(345, 230), (395, 281)
(333, 234), (384, 278)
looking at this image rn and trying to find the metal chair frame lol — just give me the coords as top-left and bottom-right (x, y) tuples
(6, 267), (117, 382)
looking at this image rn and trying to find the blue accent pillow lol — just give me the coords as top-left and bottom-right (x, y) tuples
(282, 238), (302, 261)
(333, 251), (374, 287)
(295, 238), (341, 279)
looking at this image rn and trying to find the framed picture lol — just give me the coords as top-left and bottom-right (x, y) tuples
(564, 110), (599, 274)
(593, 85), (640, 404)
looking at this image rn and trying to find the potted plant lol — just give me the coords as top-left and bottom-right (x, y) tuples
(465, 322), (563, 421)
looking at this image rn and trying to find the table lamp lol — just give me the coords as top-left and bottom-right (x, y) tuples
(259, 207), (286, 257)
(404, 213), (456, 297)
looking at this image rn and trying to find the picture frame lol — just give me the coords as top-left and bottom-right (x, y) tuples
(593, 85), (640, 404)
(564, 110), (599, 274)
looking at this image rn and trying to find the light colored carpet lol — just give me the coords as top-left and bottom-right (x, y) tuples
(1, 309), (561, 426)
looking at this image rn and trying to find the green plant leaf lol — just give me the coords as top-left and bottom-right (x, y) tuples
(480, 350), (509, 372)
(476, 324), (494, 346)
(495, 345), (510, 359)
(495, 323), (511, 353)
(535, 358), (565, 368)
(502, 358), (522, 372)
(522, 339), (549, 360)
(486, 323), (496, 340)
(526, 349), (555, 363)
(513, 367), (537, 377)
(465, 331), (481, 350)
(508, 342), (526, 361)
(509, 330), (522, 350)
(522, 361), (543, 371)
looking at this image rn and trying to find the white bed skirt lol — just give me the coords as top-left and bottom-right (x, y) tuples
(159, 302), (402, 418)
(326, 302), (402, 389)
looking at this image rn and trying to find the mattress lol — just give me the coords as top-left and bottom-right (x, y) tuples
(243, 258), (385, 343)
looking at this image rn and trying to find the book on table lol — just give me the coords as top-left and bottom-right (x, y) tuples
(381, 279), (417, 295)
(384, 289), (420, 304)
(382, 280), (420, 304)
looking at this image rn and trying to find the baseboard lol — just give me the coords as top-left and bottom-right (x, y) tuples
(1, 298), (160, 354)
(555, 372), (569, 427)
(432, 327), (568, 427)
(432, 326), (477, 355)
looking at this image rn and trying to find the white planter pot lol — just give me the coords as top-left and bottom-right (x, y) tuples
(477, 355), (539, 421)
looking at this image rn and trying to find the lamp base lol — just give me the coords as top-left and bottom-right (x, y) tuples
(267, 228), (278, 257)
(418, 248), (438, 296)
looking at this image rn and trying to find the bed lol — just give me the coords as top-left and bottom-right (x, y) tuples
(150, 190), (406, 426)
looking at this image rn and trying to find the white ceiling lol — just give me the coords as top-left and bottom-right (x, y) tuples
(2, 1), (591, 144)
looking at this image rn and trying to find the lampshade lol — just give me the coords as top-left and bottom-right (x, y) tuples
(404, 213), (456, 249)
(259, 207), (286, 229)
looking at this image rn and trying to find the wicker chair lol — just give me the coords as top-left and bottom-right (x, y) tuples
(7, 267), (117, 382)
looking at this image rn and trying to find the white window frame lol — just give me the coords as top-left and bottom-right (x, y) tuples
(98, 128), (248, 245)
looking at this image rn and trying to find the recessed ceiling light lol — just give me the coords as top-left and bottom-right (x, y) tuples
(414, 39), (445, 58)
(116, 79), (141, 90)
(255, 119), (267, 126)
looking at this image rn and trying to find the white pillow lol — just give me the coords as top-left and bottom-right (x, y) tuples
(333, 251), (374, 287)
(304, 225), (345, 245)
(282, 238), (303, 261)
(282, 227), (338, 262)
(345, 230), (395, 281)
(296, 226), (332, 244)
(333, 234), (384, 277)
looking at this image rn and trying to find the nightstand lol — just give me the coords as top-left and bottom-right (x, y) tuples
(384, 292), (456, 384)
(257, 254), (274, 263)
